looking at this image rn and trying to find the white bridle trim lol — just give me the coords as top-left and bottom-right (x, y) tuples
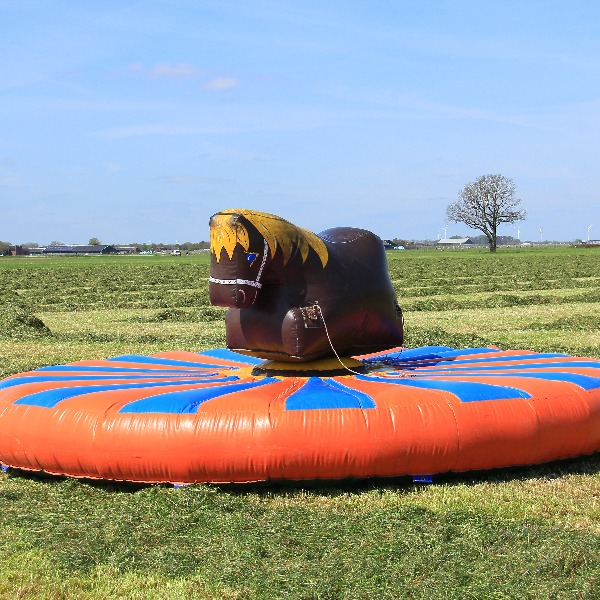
(209, 239), (269, 289)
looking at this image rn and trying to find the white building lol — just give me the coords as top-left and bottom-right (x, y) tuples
(436, 237), (474, 246)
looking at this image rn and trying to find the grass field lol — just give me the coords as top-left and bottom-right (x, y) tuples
(1, 247), (599, 598)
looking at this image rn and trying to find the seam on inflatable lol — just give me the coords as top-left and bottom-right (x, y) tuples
(523, 392), (543, 464)
(444, 398), (461, 472)
(291, 308), (300, 356)
(271, 379), (302, 419)
(332, 378), (372, 422)
(319, 229), (368, 244)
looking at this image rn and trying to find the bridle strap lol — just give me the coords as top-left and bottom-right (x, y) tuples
(209, 239), (269, 289)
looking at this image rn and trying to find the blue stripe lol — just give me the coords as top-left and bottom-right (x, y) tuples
(356, 375), (531, 402)
(35, 365), (217, 374)
(372, 351), (570, 369)
(365, 349), (519, 371)
(386, 345), (455, 356)
(367, 346), (504, 365)
(435, 353), (571, 366)
(417, 361), (600, 374)
(105, 355), (231, 369)
(432, 347), (502, 358)
(119, 378), (278, 413)
(197, 348), (264, 365)
(379, 346), (501, 361)
(370, 346), (454, 362)
(411, 371), (600, 391)
(285, 377), (376, 410)
(13, 377), (240, 408)
(0, 373), (226, 390)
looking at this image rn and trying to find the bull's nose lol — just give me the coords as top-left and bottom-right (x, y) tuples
(209, 280), (238, 307)
(235, 284), (258, 307)
(209, 281), (258, 308)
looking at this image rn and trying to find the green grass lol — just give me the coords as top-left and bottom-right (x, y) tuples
(0, 247), (599, 598)
(0, 463), (598, 598)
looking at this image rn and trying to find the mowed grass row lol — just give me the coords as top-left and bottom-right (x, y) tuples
(390, 247), (600, 358)
(3, 247), (599, 374)
(0, 247), (599, 598)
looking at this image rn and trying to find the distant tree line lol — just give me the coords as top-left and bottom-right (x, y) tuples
(467, 234), (521, 246)
(132, 241), (211, 252)
(0, 240), (212, 255)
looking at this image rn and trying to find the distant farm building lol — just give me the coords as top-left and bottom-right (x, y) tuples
(383, 240), (406, 250)
(437, 237), (474, 247)
(114, 246), (139, 254)
(9, 245), (29, 256)
(44, 245), (118, 255)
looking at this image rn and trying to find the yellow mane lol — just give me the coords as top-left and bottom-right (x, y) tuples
(210, 209), (328, 267)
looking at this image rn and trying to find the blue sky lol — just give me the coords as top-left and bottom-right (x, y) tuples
(1, 1), (599, 244)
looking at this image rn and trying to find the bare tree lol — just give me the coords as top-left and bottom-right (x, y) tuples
(447, 174), (526, 252)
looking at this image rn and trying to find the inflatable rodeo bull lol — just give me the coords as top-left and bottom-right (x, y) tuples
(209, 208), (403, 362)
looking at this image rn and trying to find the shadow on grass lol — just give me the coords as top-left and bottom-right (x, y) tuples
(3, 468), (152, 493)
(5, 451), (600, 496)
(215, 452), (600, 497)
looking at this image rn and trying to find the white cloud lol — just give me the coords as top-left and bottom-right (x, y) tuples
(203, 77), (239, 91)
(127, 62), (202, 79)
(151, 63), (201, 78)
(123, 65), (239, 89)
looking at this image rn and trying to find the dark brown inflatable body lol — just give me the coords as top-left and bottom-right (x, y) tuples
(209, 209), (403, 362)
